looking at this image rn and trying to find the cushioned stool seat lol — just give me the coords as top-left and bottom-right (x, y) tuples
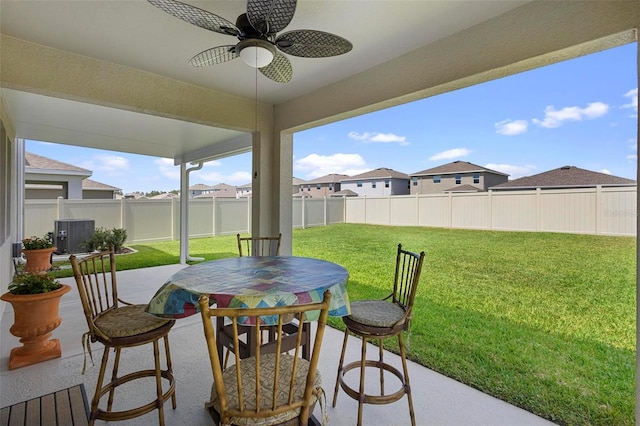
(333, 244), (425, 426)
(70, 247), (176, 426)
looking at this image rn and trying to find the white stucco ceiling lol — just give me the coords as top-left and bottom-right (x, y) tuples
(1, 0), (532, 161)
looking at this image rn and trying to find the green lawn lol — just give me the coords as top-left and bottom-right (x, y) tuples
(53, 224), (636, 425)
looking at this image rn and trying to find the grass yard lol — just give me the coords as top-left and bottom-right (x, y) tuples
(52, 223), (636, 425)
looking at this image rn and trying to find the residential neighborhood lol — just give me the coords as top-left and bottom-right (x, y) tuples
(23, 152), (637, 201)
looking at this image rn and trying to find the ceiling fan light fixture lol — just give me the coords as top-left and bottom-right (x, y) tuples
(237, 39), (275, 68)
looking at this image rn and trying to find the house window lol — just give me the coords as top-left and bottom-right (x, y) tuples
(385, 180), (390, 188)
(473, 173), (480, 184)
(316, 184), (321, 190)
(412, 177), (418, 186)
(433, 175), (441, 184)
(372, 181), (376, 189)
(455, 174), (461, 184)
(329, 183), (333, 190)
(300, 187), (303, 192)
(307, 185), (311, 191)
(357, 181), (362, 188)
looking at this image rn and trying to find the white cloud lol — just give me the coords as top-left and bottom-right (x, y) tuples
(154, 158), (180, 180)
(294, 153), (369, 179)
(622, 88), (638, 115)
(626, 154), (637, 161)
(191, 160), (251, 184)
(81, 154), (130, 176)
(600, 169), (612, 175)
(485, 163), (536, 179)
(348, 132), (408, 146)
(429, 148), (471, 161)
(495, 119), (528, 136)
(532, 102), (609, 128)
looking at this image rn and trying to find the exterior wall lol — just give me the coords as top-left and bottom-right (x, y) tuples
(411, 172), (507, 194)
(305, 182), (341, 198)
(342, 178), (410, 196)
(26, 172), (84, 199)
(82, 190), (115, 200)
(0, 108), (16, 301)
(26, 187), (64, 199)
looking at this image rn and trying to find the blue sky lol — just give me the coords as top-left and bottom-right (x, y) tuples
(28, 42), (637, 194)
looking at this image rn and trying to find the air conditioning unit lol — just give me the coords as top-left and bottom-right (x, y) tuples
(54, 219), (95, 254)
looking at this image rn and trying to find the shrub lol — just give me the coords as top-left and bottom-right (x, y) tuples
(22, 235), (54, 250)
(8, 273), (61, 295)
(81, 227), (128, 253)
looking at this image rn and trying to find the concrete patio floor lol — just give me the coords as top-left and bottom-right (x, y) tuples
(1, 264), (554, 425)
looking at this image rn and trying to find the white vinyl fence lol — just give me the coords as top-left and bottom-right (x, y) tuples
(24, 186), (636, 244)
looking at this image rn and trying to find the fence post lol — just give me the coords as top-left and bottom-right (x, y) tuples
(488, 190), (493, 230)
(212, 197), (217, 237)
(56, 196), (63, 220)
(595, 185), (602, 235)
(301, 196), (306, 229)
(324, 197), (327, 226)
(120, 197), (126, 234)
(448, 192), (452, 229)
(416, 193), (420, 226)
(536, 188), (542, 231)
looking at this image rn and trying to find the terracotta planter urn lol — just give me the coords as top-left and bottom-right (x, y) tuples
(22, 247), (57, 274)
(0, 284), (71, 369)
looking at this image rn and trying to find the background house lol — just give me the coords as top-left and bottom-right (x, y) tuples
(410, 161), (509, 194)
(340, 167), (410, 196)
(25, 152), (119, 199)
(490, 165), (637, 190)
(300, 174), (348, 198)
(193, 183), (237, 199)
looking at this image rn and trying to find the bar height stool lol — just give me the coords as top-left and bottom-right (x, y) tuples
(70, 246), (177, 425)
(333, 244), (425, 426)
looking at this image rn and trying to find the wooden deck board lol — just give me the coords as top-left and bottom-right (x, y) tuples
(0, 384), (88, 426)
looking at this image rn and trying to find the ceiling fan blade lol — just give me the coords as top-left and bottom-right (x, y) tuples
(189, 46), (238, 66)
(275, 30), (353, 58)
(247, 0), (296, 36)
(259, 51), (292, 83)
(148, 0), (240, 36)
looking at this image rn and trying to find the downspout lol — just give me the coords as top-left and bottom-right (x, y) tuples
(179, 162), (204, 264)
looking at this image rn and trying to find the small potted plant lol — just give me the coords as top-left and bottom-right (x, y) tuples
(0, 273), (71, 369)
(21, 234), (57, 274)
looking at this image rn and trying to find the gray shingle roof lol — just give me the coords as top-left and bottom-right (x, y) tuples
(25, 152), (91, 175)
(490, 166), (636, 189)
(305, 174), (350, 184)
(341, 167), (409, 181)
(443, 184), (482, 192)
(82, 178), (120, 191)
(330, 189), (359, 197)
(411, 161), (508, 177)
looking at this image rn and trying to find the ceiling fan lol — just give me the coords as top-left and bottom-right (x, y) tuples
(148, 0), (353, 83)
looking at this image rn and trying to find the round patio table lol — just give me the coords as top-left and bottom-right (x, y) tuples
(146, 256), (350, 324)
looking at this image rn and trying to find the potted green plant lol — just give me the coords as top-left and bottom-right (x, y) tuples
(21, 235), (57, 274)
(0, 273), (71, 369)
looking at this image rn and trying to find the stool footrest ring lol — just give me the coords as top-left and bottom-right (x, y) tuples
(338, 360), (408, 405)
(92, 369), (176, 422)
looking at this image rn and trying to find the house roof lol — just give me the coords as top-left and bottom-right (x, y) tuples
(149, 192), (178, 199)
(490, 166), (636, 190)
(82, 178), (120, 192)
(292, 177), (307, 186)
(341, 168), (409, 181)
(189, 183), (214, 191)
(330, 189), (359, 197)
(25, 152), (91, 177)
(443, 184), (483, 193)
(411, 161), (508, 177)
(305, 174), (350, 184)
